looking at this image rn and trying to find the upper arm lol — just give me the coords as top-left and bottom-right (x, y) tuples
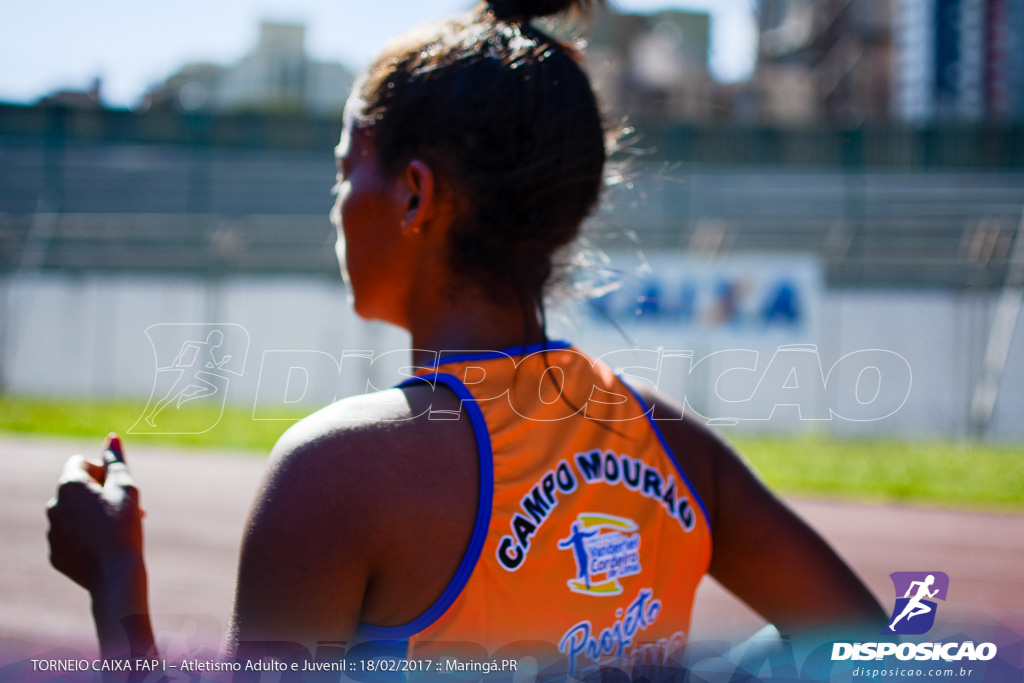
(635, 386), (886, 637)
(705, 438), (886, 636)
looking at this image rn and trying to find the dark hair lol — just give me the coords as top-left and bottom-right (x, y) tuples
(351, 0), (606, 304)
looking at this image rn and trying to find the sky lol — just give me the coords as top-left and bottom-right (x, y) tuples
(0, 0), (758, 109)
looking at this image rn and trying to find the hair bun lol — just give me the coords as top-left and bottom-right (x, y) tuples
(487, 0), (599, 22)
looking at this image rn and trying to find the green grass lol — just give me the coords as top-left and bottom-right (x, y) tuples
(0, 394), (303, 453)
(731, 434), (1024, 513)
(2, 395), (1022, 512)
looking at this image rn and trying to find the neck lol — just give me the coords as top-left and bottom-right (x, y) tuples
(405, 286), (547, 367)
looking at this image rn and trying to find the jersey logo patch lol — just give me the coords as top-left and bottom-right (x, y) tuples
(559, 513), (642, 596)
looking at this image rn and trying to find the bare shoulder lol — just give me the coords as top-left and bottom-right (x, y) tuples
(629, 382), (806, 538)
(232, 382), (480, 641)
(629, 383), (740, 529)
(260, 382), (477, 528)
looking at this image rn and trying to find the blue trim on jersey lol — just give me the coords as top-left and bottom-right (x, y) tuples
(355, 372), (495, 640)
(424, 339), (572, 369)
(619, 379), (713, 535)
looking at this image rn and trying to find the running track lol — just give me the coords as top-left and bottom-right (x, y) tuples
(2, 435), (1022, 658)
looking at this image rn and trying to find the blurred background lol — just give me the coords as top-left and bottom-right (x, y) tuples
(3, 0), (1023, 440)
(2, 0), (1024, 445)
(2, 0), (1024, 660)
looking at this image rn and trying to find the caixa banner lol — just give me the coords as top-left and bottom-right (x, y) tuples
(568, 252), (900, 425)
(583, 251), (823, 339)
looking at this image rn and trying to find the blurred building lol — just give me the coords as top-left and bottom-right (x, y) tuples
(584, 7), (717, 122)
(894, 0), (1024, 122)
(35, 77), (105, 109)
(756, 0), (895, 126)
(144, 21), (354, 116)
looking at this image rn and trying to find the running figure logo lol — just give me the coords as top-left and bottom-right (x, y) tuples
(131, 324), (249, 434)
(884, 571), (949, 635)
(145, 330), (231, 426)
(559, 513), (642, 596)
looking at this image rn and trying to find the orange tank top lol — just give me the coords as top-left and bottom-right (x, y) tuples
(353, 341), (712, 679)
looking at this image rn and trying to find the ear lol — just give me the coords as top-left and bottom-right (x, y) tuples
(400, 160), (435, 235)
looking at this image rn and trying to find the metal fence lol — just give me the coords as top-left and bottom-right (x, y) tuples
(2, 104), (1022, 288)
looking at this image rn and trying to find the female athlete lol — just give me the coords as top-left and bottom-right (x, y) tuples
(46, 0), (885, 677)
